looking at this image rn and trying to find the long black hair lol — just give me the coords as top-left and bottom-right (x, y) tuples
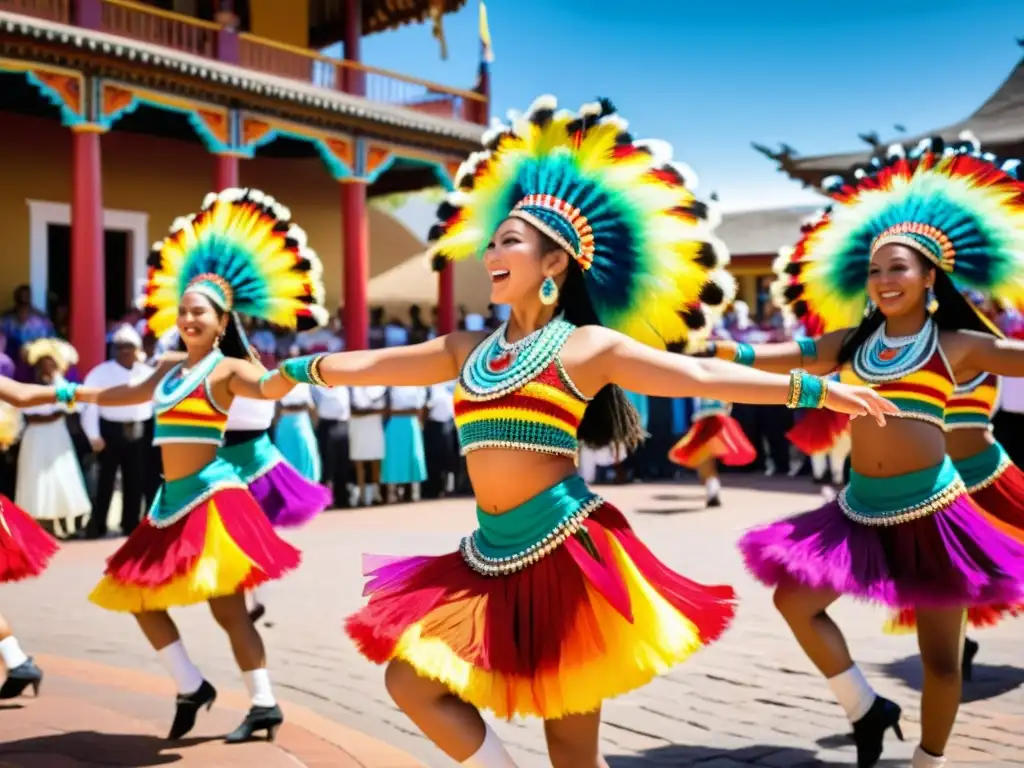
(175, 296), (259, 364)
(837, 254), (997, 365)
(538, 233), (646, 451)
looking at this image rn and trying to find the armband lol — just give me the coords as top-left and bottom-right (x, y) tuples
(733, 342), (755, 366)
(54, 381), (79, 406)
(786, 370), (828, 410)
(278, 354), (328, 387)
(796, 337), (818, 363)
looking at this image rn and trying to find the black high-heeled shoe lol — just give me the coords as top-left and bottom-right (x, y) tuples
(248, 602), (266, 623)
(167, 679), (217, 740)
(225, 704), (284, 744)
(963, 636), (979, 682)
(851, 696), (903, 768)
(0, 658), (43, 699)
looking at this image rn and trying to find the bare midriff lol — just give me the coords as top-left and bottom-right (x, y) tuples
(159, 443), (221, 482)
(945, 426), (995, 462)
(849, 418), (947, 477)
(466, 450), (579, 515)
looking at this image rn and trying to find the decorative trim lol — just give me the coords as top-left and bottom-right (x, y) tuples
(0, 13), (484, 143)
(95, 79), (232, 152)
(26, 200), (149, 311)
(239, 112), (355, 180)
(0, 58), (85, 126)
(361, 139), (460, 190)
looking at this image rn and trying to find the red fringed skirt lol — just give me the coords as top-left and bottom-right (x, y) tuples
(89, 458), (301, 612)
(669, 414), (756, 469)
(785, 410), (851, 455)
(345, 475), (736, 720)
(0, 495), (58, 583)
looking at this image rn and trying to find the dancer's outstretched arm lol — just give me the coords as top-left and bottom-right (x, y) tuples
(0, 358), (174, 408)
(261, 332), (485, 392)
(954, 330), (1024, 377)
(570, 327), (897, 425)
(697, 329), (849, 375)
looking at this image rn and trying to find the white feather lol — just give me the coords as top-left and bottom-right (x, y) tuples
(578, 101), (602, 118)
(526, 94), (557, 117)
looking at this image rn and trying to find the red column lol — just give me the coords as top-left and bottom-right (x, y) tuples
(437, 263), (455, 335)
(341, 181), (369, 351)
(213, 153), (239, 191)
(70, 126), (106, 372)
(342, 0), (365, 96)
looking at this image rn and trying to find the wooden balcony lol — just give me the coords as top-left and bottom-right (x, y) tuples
(0, 0), (486, 123)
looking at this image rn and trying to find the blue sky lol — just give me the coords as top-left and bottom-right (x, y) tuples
(337, 0), (1024, 217)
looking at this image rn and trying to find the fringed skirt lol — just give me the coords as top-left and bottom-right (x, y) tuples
(89, 457), (301, 613)
(220, 433), (330, 528)
(0, 494), (59, 583)
(273, 412), (322, 484)
(785, 410), (851, 456)
(668, 414), (756, 469)
(345, 474), (736, 720)
(738, 456), (1024, 611)
(886, 443), (1024, 631)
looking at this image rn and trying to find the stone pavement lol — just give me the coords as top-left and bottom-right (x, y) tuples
(2, 477), (1022, 767)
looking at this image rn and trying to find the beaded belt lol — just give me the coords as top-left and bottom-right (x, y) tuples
(459, 475), (604, 577)
(839, 456), (965, 526)
(148, 456), (247, 528)
(954, 441), (1012, 495)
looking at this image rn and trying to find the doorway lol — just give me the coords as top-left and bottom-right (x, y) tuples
(45, 225), (131, 322)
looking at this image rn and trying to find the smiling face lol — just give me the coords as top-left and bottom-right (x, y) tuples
(484, 218), (569, 307)
(176, 291), (227, 352)
(867, 243), (934, 318)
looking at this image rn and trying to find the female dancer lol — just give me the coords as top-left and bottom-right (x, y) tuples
(726, 135), (1024, 768)
(0, 400), (56, 699)
(668, 397), (756, 507)
(0, 188), (325, 742)
(261, 96), (896, 767)
(17, 338), (91, 539)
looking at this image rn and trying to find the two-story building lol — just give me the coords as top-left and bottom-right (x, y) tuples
(0, 0), (488, 369)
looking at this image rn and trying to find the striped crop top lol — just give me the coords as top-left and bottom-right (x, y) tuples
(945, 372), (1000, 430)
(838, 324), (955, 429)
(453, 318), (589, 458)
(153, 351), (230, 446)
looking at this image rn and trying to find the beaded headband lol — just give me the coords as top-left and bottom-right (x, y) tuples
(870, 223), (955, 272)
(509, 195), (596, 270)
(184, 273), (234, 312)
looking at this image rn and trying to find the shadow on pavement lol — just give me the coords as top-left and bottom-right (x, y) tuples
(607, 743), (904, 766)
(879, 654), (1024, 703)
(0, 732), (215, 766)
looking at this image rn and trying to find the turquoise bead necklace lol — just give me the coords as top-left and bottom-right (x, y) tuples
(460, 316), (575, 400)
(154, 350), (224, 413)
(852, 316), (937, 384)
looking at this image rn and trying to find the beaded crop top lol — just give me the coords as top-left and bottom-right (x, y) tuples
(944, 372), (1000, 431)
(453, 317), (589, 458)
(153, 351), (230, 446)
(838, 319), (955, 429)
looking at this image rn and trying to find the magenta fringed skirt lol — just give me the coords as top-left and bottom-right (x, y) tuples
(738, 456), (1024, 609)
(219, 433), (331, 528)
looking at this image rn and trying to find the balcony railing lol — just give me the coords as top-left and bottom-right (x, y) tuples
(0, 0), (487, 123)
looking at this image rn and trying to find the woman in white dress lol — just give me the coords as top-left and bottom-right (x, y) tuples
(380, 385), (427, 503)
(16, 339), (91, 538)
(349, 386), (387, 506)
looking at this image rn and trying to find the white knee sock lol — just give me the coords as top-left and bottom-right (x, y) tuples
(826, 664), (876, 722)
(462, 723), (517, 767)
(705, 476), (721, 499)
(158, 640), (204, 695)
(0, 636), (28, 670)
(912, 745), (946, 767)
(243, 668), (276, 707)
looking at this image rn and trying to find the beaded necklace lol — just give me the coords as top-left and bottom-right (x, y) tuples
(154, 350), (224, 414)
(852, 317), (937, 384)
(459, 317), (575, 401)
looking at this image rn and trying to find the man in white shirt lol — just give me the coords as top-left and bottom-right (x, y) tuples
(313, 385), (352, 508)
(423, 382), (457, 499)
(81, 325), (155, 538)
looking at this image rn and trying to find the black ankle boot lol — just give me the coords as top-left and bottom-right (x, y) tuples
(852, 696), (904, 768)
(168, 679), (217, 740)
(0, 658), (43, 699)
(225, 704), (284, 743)
(963, 636), (979, 682)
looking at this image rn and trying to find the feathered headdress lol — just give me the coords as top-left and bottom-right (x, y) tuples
(427, 96), (733, 346)
(141, 188), (328, 339)
(772, 134), (1024, 333)
(22, 337), (78, 373)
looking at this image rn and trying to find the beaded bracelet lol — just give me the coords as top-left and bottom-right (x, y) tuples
(733, 342), (755, 366)
(786, 370), (826, 410)
(54, 381), (78, 406)
(796, 337), (818, 363)
(278, 354), (328, 387)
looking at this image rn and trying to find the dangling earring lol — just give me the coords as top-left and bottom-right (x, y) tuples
(863, 299), (875, 318)
(214, 332), (223, 349)
(926, 286), (939, 314)
(539, 276), (559, 306)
